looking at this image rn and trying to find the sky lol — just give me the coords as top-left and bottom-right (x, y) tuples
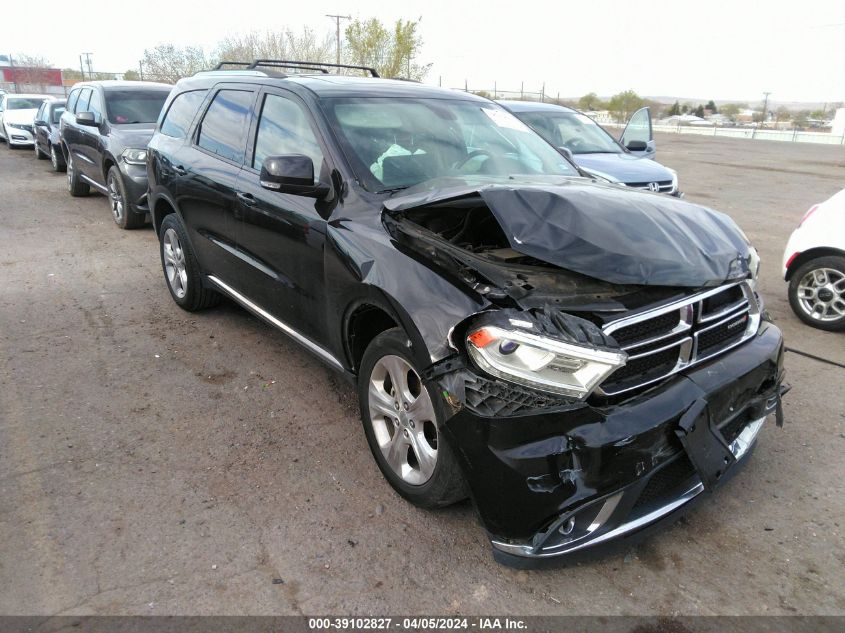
(6, 0), (845, 104)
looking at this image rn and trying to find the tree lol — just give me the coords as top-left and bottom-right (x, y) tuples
(680, 104), (689, 114)
(7, 54), (54, 90)
(607, 90), (644, 123)
(62, 68), (83, 82)
(344, 17), (430, 80)
(140, 44), (209, 83)
(578, 92), (605, 111)
(705, 99), (718, 113)
(667, 101), (681, 116)
(123, 69), (140, 81)
(719, 103), (741, 121)
(694, 104), (705, 118)
(775, 106), (791, 125)
(216, 28), (333, 68)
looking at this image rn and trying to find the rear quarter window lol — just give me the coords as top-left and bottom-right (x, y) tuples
(160, 90), (207, 139)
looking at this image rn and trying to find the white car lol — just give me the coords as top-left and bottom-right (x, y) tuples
(0, 93), (52, 148)
(782, 188), (845, 331)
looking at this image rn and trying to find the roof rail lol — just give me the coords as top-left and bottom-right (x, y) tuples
(213, 61), (253, 70)
(248, 59), (379, 78)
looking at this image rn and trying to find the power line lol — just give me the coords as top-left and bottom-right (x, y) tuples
(326, 14), (351, 66)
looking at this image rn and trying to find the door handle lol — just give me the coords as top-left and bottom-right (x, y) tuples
(173, 165), (187, 176)
(237, 192), (256, 206)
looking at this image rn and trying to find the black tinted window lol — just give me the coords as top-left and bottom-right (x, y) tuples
(197, 90), (253, 164)
(77, 89), (92, 113)
(67, 89), (79, 113)
(51, 106), (65, 124)
(105, 89), (170, 124)
(160, 90), (206, 138)
(253, 93), (325, 174)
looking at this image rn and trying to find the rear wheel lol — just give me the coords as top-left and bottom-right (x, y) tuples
(358, 328), (467, 508)
(51, 145), (66, 172)
(66, 153), (90, 197)
(788, 256), (845, 331)
(107, 166), (144, 229)
(158, 213), (221, 311)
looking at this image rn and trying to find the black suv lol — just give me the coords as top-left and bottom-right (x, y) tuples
(147, 60), (786, 566)
(60, 81), (172, 229)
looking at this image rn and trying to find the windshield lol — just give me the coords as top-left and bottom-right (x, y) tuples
(104, 90), (170, 124)
(7, 98), (47, 110)
(518, 111), (622, 155)
(321, 97), (577, 192)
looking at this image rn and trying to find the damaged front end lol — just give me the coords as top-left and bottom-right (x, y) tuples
(383, 181), (785, 564)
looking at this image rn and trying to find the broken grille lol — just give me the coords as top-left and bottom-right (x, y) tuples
(599, 281), (759, 396)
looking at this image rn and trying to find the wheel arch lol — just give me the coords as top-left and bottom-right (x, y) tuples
(342, 289), (433, 376)
(785, 247), (845, 280)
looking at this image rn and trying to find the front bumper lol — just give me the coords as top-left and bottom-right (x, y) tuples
(5, 125), (34, 146)
(442, 321), (784, 564)
(120, 160), (151, 213)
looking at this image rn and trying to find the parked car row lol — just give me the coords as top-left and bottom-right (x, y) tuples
(7, 59), (837, 565)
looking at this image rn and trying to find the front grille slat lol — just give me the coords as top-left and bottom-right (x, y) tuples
(600, 282), (758, 396)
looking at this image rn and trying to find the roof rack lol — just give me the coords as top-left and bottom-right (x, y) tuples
(248, 59), (379, 78)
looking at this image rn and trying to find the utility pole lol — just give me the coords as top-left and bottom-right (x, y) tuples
(326, 14), (351, 65)
(81, 52), (93, 80)
(761, 91), (771, 128)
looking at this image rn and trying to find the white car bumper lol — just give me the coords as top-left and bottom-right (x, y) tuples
(4, 124), (35, 146)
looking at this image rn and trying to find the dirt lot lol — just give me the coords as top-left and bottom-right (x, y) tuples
(1, 133), (844, 616)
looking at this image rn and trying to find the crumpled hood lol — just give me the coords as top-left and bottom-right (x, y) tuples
(574, 153), (673, 183)
(384, 178), (750, 287)
(3, 109), (39, 125)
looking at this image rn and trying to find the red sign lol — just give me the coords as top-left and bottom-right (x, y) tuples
(1, 67), (63, 86)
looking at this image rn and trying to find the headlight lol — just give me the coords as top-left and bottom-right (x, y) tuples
(122, 148), (147, 165)
(8, 123), (29, 130)
(748, 245), (761, 290)
(466, 326), (627, 399)
(667, 167), (678, 193)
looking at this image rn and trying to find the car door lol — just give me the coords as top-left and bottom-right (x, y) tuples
(620, 106), (656, 158)
(76, 88), (106, 184)
(33, 102), (48, 151)
(175, 85), (257, 283)
(66, 88), (93, 175)
(232, 88), (333, 343)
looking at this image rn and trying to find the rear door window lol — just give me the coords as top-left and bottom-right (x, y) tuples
(160, 90), (207, 138)
(196, 89), (254, 164)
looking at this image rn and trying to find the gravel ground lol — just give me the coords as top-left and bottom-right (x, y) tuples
(0, 132), (843, 616)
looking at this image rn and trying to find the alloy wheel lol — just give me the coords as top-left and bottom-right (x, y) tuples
(108, 172), (124, 223)
(66, 157), (74, 190)
(368, 355), (438, 485)
(162, 228), (188, 299)
(796, 267), (845, 322)
(51, 146), (59, 169)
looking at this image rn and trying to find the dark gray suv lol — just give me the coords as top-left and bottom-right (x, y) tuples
(60, 81), (171, 229)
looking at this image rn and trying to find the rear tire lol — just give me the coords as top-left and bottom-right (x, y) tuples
(158, 213), (221, 311)
(358, 328), (467, 508)
(107, 166), (144, 229)
(66, 153), (90, 197)
(788, 256), (845, 331)
(51, 145), (66, 172)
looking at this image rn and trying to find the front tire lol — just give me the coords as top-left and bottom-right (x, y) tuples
(66, 153), (90, 197)
(158, 214), (221, 311)
(107, 166), (144, 229)
(788, 255), (845, 331)
(358, 328), (467, 508)
(51, 145), (66, 172)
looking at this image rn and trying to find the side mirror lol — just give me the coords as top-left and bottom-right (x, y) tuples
(259, 154), (329, 199)
(76, 112), (100, 127)
(34, 119), (48, 127)
(557, 146), (575, 162)
(626, 140), (648, 151)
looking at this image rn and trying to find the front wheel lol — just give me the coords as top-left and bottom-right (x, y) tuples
(158, 214), (221, 311)
(358, 328), (467, 508)
(107, 166), (143, 229)
(50, 145), (66, 172)
(788, 255), (845, 331)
